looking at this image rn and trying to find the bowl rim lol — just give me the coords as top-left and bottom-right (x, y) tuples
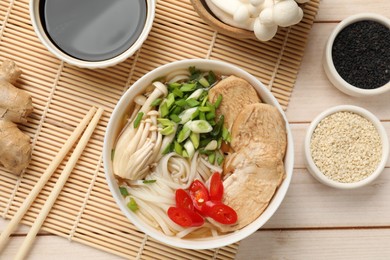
(103, 58), (294, 249)
(304, 105), (389, 189)
(29, 0), (155, 69)
(323, 13), (390, 97)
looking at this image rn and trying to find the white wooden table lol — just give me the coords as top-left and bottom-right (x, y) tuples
(1, 1), (390, 259)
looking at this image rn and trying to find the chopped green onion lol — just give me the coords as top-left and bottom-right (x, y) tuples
(119, 187), (128, 196)
(199, 77), (210, 87)
(177, 123), (191, 143)
(166, 93), (175, 108)
(208, 152), (216, 164)
(216, 151), (224, 165)
(199, 149), (214, 155)
(143, 180), (157, 184)
(184, 140), (195, 158)
(182, 150), (189, 158)
(180, 83), (196, 92)
(207, 71), (216, 85)
(162, 143), (172, 155)
(222, 127), (229, 140)
(199, 106), (211, 112)
(214, 94), (223, 108)
(169, 82), (181, 88)
(200, 137), (211, 148)
(189, 66), (201, 80)
(158, 118), (175, 126)
(206, 112), (215, 121)
(179, 107), (198, 124)
(190, 108), (199, 120)
(188, 120), (212, 133)
(171, 106), (182, 116)
(172, 88), (183, 98)
(199, 111), (206, 121)
(211, 115), (224, 137)
(174, 141), (183, 155)
(204, 140), (218, 150)
(133, 112), (144, 128)
(160, 102), (169, 118)
(190, 132), (200, 149)
(175, 99), (187, 107)
(160, 125), (175, 135)
(217, 137), (222, 149)
(150, 98), (162, 107)
(187, 89), (204, 100)
(186, 98), (200, 107)
(170, 114), (181, 123)
(127, 197), (138, 212)
(201, 94), (208, 107)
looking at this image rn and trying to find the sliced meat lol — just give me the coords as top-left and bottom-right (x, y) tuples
(230, 103), (287, 157)
(224, 142), (285, 182)
(209, 75), (260, 131)
(212, 102), (287, 232)
(209, 163), (284, 233)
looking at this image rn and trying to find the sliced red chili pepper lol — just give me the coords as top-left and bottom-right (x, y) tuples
(167, 207), (204, 227)
(175, 189), (193, 211)
(209, 172), (224, 202)
(204, 201), (237, 225)
(189, 180), (210, 213)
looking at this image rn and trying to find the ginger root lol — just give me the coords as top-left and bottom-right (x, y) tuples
(0, 59), (33, 175)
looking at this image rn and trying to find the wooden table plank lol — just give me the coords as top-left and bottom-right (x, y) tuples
(265, 168), (390, 229)
(316, 1), (390, 21)
(237, 229), (390, 259)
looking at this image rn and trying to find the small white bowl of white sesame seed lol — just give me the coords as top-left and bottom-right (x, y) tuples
(304, 105), (389, 189)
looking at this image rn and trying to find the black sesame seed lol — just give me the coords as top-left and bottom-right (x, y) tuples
(332, 20), (390, 89)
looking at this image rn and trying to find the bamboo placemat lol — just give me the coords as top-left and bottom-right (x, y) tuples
(0, 0), (319, 259)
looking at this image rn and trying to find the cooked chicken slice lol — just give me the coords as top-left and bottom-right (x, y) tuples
(210, 102), (287, 232)
(224, 142), (285, 183)
(230, 103), (287, 156)
(209, 75), (260, 131)
(209, 163), (284, 232)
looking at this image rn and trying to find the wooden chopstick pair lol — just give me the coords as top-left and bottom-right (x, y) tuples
(0, 106), (104, 260)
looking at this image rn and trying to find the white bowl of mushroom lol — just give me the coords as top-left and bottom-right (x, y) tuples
(103, 59), (294, 249)
(191, 0), (310, 41)
(304, 105), (389, 189)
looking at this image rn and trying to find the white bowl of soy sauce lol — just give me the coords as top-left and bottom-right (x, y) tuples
(30, 0), (155, 69)
(323, 13), (390, 97)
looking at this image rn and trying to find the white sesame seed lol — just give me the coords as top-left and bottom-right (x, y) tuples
(310, 111), (382, 183)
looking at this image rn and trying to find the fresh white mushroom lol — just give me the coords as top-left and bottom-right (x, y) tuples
(206, 0), (307, 41)
(247, 3), (262, 17)
(233, 4), (250, 23)
(206, 0), (254, 30)
(139, 81), (168, 114)
(250, 0), (264, 6)
(259, 7), (275, 26)
(113, 82), (168, 180)
(273, 0), (301, 27)
(253, 18), (278, 41)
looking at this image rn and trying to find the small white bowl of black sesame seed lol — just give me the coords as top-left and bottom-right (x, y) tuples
(304, 105), (389, 189)
(323, 13), (390, 97)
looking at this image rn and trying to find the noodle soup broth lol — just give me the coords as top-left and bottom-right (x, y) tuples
(103, 59), (294, 249)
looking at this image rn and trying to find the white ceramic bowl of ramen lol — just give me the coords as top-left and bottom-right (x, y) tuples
(103, 59), (294, 249)
(30, 0), (155, 69)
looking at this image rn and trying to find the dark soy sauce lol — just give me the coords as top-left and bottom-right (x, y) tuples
(39, 0), (147, 61)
